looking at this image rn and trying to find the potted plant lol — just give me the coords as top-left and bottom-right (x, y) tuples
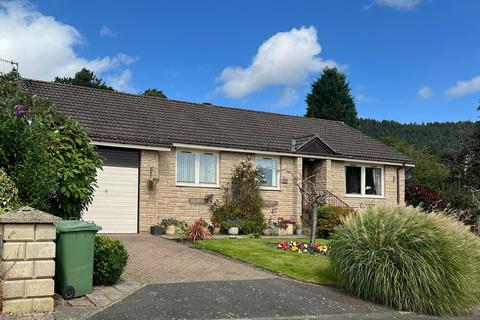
(211, 220), (221, 235)
(161, 218), (177, 235)
(150, 221), (164, 235)
(264, 217), (279, 236)
(224, 219), (242, 235)
(277, 217), (288, 236)
(284, 217), (296, 235)
(176, 220), (189, 240)
(148, 177), (159, 190)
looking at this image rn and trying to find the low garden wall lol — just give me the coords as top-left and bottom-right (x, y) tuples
(0, 207), (60, 313)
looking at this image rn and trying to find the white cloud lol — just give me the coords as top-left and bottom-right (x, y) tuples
(417, 86), (433, 99)
(276, 88), (299, 108)
(446, 76), (480, 97)
(368, 0), (423, 10)
(100, 25), (116, 38)
(216, 26), (337, 100)
(0, 1), (134, 91)
(105, 69), (135, 93)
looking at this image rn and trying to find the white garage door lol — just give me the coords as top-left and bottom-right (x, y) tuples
(83, 148), (139, 233)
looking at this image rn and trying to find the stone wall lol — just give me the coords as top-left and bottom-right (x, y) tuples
(138, 149), (303, 233)
(0, 207), (59, 313)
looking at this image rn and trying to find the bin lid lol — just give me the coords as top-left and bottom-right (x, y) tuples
(55, 220), (102, 233)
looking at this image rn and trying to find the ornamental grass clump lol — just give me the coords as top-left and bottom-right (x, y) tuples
(329, 206), (480, 316)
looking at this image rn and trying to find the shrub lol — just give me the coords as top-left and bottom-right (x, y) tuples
(329, 206), (480, 316)
(176, 220), (189, 239)
(48, 116), (103, 218)
(406, 184), (446, 211)
(208, 161), (265, 234)
(0, 72), (102, 217)
(0, 169), (19, 213)
(188, 218), (211, 242)
(93, 236), (129, 286)
(160, 218), (177, 226)
(316, 205), (354, 238)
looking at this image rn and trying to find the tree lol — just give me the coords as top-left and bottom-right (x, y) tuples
(306, 67), (358, 128)
(384, 137), (449, 189)
(143, 88), (167, 98)
(288, 170), (328, 246)
(450, 105), (480, 190)
(54, 68), (114, 91)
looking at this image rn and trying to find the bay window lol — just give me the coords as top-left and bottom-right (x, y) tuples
(176, 150), (218, 186)
(345, 165), (383, 196)
(256, 157), (279, 189)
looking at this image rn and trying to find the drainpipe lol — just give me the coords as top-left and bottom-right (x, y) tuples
(397, 163), (406, 205)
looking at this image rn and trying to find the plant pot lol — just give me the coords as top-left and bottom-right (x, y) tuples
(263, 228), (272, 236)
(227, 227), (239, 235)
(165, 225), (176, 235)
(295, 228), (302, 236)
(286, 223), (294, 235)
(213, 227), (221, 235)
(278, 228), (287, 236)
(150, 225), (164, 235)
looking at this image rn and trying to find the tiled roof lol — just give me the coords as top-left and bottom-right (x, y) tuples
(22, 79), (414, 164)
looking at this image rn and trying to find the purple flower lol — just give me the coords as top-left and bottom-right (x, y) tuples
(14, 105), (28, 117)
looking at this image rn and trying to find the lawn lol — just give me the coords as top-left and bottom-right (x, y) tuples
(193, 237), (336, 285)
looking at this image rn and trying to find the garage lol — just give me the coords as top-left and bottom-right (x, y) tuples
(83, 147), (140, 233)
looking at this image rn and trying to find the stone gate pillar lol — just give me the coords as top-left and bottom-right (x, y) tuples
(0, 206), (60, 313)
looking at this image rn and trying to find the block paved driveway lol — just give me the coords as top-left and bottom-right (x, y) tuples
(93, 235), (480, 320)
(110, 234), (273, 283)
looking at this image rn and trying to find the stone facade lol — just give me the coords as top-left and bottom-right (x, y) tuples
(0, 207), (59, 313)
(325, 160), (405, 209)
(138, 149), (405, 233)
(138, 149), (303, 233)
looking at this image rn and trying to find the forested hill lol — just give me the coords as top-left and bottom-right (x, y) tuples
(358, 118), (476, 157)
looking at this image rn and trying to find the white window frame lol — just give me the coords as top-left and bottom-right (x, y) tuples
(344, 164), (384, 198)
(175, 149), (220, 188)
(256, 156), (281, 191)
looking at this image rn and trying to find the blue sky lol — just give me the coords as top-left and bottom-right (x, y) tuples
(1, 0), (479, 123)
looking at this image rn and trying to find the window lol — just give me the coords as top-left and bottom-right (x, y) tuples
(199, 153), (217, 184)
(365, 167), (382, 195)
(256, 157), (279, 188)
(176, 151), (218, 186)
(345, 166), (361, 194)
(345, 165), (383, 196)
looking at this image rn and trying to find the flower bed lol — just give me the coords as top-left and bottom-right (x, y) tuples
(277, 241), (329, 255)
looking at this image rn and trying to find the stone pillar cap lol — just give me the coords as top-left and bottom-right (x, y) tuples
(0, 206), (61, 224)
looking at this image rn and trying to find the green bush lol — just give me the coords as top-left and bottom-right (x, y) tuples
(208, 161), (265, 234)
(0, 71), (102, 218)
(329, 206), (480, 316)
(93, 236), (129, 286)
(316, 205), (354, 238)
(0, 169), (19, 212)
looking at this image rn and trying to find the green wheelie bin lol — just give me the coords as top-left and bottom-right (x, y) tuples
(55, 220), (101, 300)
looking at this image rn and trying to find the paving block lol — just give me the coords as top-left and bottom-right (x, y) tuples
(3, 224), (35, 241)
(3, 280), (25, 299)
(2, 298), (33, 313)
(34, 260), (55, 278)
(3, 261), (34, 279)
(2, 242), (26, 260)
(25, 278), (54, 297)
(26, 242), (55, 260)
(33, 297), (54, 312)
(35, 224), (56, 241)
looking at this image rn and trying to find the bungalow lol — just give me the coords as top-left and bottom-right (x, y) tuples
(22, 79), (415, 234)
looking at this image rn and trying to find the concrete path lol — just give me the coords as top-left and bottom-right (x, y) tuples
(111, 234), (273, 283)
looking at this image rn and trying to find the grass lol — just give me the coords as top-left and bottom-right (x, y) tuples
(193, 237), (336, 285)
